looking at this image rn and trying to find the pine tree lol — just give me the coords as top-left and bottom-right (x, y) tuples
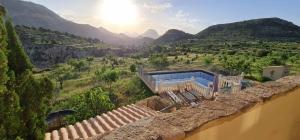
(5, 19), (32, 76)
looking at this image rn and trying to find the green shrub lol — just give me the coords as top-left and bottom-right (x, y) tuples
(60, 87), (115, 123)
(130, 64), (136, 73)
(149, 54), (169, 69)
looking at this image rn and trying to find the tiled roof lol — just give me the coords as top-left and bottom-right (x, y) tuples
(45, 104), (159, 140)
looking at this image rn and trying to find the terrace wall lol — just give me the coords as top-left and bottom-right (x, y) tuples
(185, 87), (300, 140)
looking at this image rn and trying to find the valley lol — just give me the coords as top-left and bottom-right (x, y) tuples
(1, 0), (300, 140)
(36, 39), (300, 125)
(13, 11), (300, 128)
(13, 17), (300, 131)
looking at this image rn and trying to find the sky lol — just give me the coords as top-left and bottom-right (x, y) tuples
(25, 0), (300, 35)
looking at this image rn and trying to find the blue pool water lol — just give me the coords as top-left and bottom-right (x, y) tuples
(151, 71), (214, 87)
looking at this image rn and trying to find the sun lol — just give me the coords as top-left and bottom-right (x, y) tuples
(100, 0), (138, 25)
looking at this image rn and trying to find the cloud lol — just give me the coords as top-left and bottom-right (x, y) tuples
(142, 2), (173, 13)
(168, 10), (209, 33)
(174, 10), (200, 27)
(175, 10), (190, 18)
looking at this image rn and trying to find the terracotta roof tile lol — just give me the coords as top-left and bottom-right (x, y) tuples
(45, 104), (159, 140)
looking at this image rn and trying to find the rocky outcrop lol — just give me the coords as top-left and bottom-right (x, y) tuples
(98, 76), (300, 140)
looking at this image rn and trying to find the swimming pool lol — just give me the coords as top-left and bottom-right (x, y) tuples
(150, 70), (215, 87)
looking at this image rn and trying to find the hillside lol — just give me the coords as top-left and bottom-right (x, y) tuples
(17, 26), (110, 48)
(196, 18), (300, 42)
(155, 29), (194, 44)
(0, 0), (152, 46)
(16, 26), (139, 68)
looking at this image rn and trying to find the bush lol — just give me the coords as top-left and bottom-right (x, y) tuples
(185, 59), (191, 64)
(129, 64), (136, 73)
(256, 49), (270, 57)
(227, 50), (237, 55)
(116, 76), (153, 105)
(202, 56), (213, 66)
(149, 54), (169, 69)
(95, 68), (119, 90)
(70, 60), (89, 72)
(60, 87), (115, 123)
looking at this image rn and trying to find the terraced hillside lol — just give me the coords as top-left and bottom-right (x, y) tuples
(16, 26), (139, 68)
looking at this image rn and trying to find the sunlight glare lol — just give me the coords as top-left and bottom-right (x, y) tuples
(100, 0), (138, 25)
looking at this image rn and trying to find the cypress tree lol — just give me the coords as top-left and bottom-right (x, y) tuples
(17, 73), (54, 140)
(0, 6), (8, 139)
(5, 19), (32, 76)
(0, 6), (54, 140)
(0, 39), (7, 91)
(0, 6), (8, 92)
(0, 6), (21, 139)
(1, 91), (21, 139)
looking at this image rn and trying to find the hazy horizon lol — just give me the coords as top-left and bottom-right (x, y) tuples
(21, 0), (300, 35)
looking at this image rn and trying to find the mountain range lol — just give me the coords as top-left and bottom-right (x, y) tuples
(155, 18), (300, 44)
(196, 17), (300, 42)
(0, 0), (153, 46)
(1, 0), (300, 46)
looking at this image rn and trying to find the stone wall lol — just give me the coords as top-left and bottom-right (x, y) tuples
(186, 86), (300, 140)
(263, 66), (290, 80)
